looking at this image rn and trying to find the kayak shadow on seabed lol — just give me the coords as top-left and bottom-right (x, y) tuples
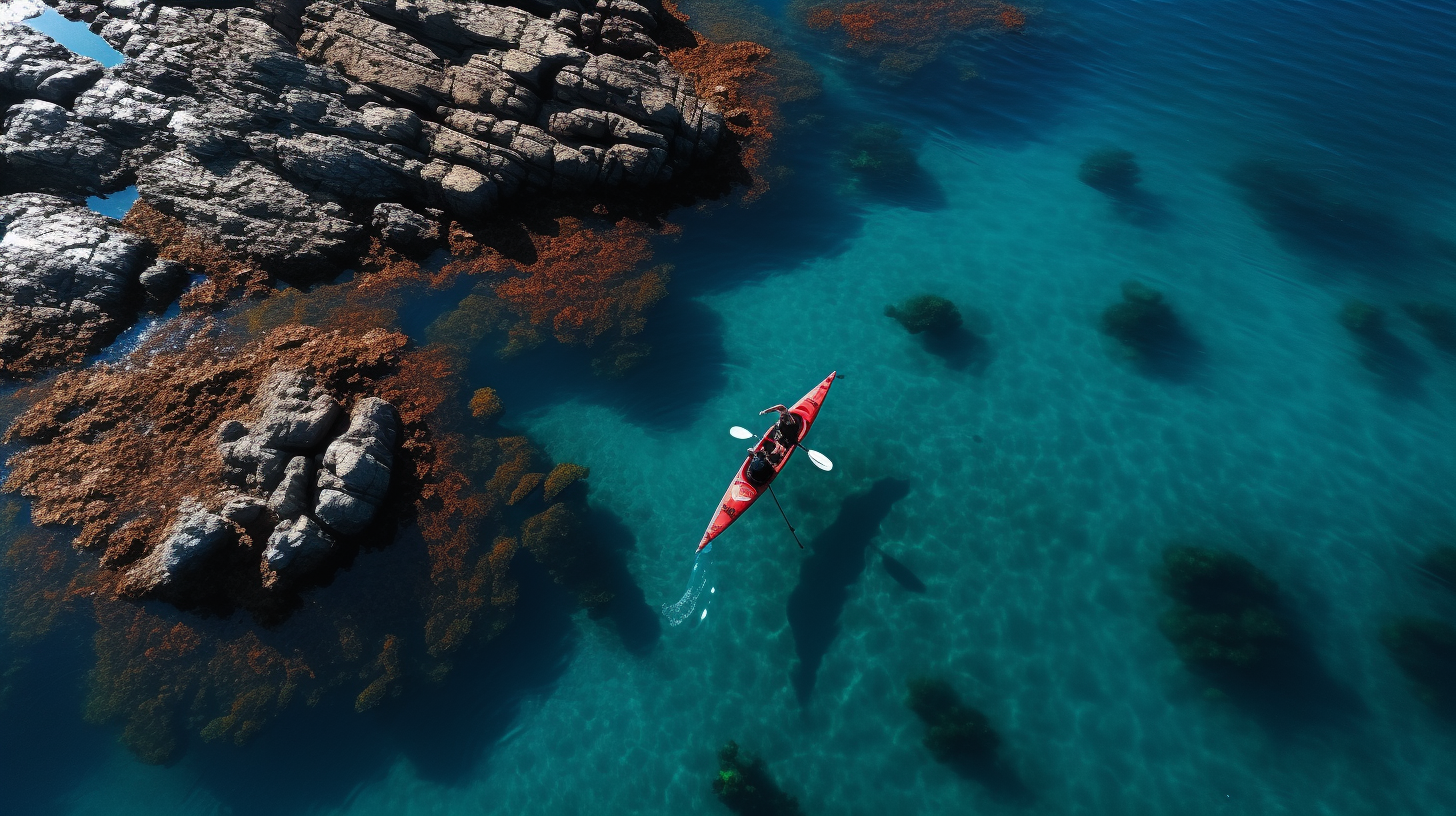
(787, 478), (913, 703)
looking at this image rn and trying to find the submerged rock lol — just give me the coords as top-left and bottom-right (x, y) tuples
(125, 499), (232, 595)
(885, 294), (962, 335)
(261, 513), (336, 589)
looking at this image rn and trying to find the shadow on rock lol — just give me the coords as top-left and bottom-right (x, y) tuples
(787, 478), (912, 703)
(1338, 300), (1429, 398)
(192, 553), (577, 814)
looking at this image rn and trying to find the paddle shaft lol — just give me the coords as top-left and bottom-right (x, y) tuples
(766, 484), (804, 549)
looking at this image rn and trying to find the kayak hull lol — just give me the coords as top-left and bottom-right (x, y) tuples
(696, 372), (837, 551)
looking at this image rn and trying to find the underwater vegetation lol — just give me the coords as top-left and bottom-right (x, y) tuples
(1155, 542), (1361, 728)
(1077, 148), (1167, 227)
(1418, 546), (1456, 592)
(841, 122), (946, 209)
(846, 123), (917, 176)
(1099, 281), (1199, 378)
(1336, 299), (1427, 396)
(712, 740), (803, 816)
(470, 387), (504, 421)
(796, 0), (1027, 77)
(906, 676), (1000, 764)
(1225, 159), (1450, 276)
(0, 308), (639, 762)
(886, 294), (962, 335)
(1381, 617), (1456, 717)
(1078, 148), (1140, 195)
(1401, 302), (1456, 353)
(1156, 544), (1287, 675)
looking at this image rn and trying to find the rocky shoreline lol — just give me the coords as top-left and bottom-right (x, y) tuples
(2, 0), (737, 379)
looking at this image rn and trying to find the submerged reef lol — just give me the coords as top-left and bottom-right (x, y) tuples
(906, 676), (1001, 764)
(796, 0), (1026, 77)
(1336, 299), (1427, 395)
(1079, 148), (1140, 195)
(712, 740), (803, 816)
(1401, 302), (1456, 353)
(1099, 281), (1197, 377)
(1156, 545), (1287, 675)
(0, 313), (627, 762)
(885, 294), (962, 335)
(1381, 617), (1456, 717)
(1419, 546), (1456, 592)
(845, 123), (916, 176)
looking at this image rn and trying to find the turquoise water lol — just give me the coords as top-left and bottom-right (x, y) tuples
(6, 0), (1456, 813)
(19, 6), (125, 67)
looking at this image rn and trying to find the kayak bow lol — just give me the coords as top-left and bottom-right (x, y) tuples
(696, 372), (837, 552)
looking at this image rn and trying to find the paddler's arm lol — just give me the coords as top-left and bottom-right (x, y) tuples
(758, 404), (788, 416)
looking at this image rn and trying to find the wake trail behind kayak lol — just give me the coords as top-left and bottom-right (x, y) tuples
(661, 545), (714, 626)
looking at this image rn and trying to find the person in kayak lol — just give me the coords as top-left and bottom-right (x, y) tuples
(745, 437), (787, 485)
(760, 404), (802, 447)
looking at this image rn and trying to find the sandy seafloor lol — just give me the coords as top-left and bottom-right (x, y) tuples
(5, 0), (1456, 814)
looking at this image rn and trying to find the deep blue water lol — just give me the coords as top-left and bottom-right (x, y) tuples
(4, 0), (1456, 814)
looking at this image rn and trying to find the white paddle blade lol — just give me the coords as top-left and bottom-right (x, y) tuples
(729, 426), (756, 440)
(807, 450), (833, 471)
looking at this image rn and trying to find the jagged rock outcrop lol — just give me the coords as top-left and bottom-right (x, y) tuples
(0, 192), (153, 375)
(211, 369), (398, 587)
(3, 0), (721, 280)
(314, 397), (398, 535)
(125, 499), (231, 594)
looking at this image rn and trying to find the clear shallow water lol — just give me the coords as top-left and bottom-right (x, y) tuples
(5, 0), (1456, 814)
(17, 6), (125, 67)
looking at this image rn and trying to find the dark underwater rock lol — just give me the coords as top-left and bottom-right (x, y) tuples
(1401, 301), (1456, 353)
(1338, 299), (1384, 337)
(906, 676), (1001, 764)
(1101, 280), (1176, 351)
(1418, 546), (1456, 591)
(1381, 617), (1456, 716)
(1079, 147), (1140, 195)
(885, 294), (962, 335)
(712, 740), (802, 816)
(1156, 544), (1287, 675)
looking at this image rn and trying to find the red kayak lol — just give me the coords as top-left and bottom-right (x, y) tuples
(696, 372), (838, 552)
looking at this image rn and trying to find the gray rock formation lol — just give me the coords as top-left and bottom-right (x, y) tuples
(314, 397), (398, 535)
(126, 498), (231, 593)
(253, 369), (342, 450)
(6, 0), (721, 278)
(206, 373), (399, 589)
(261, 513), (335, 588)
(0, 192), (151, 375)
(371, 201), (437, 246)
(268, 455), (313, 519)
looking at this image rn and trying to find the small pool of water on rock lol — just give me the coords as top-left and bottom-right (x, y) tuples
(19, 6), (123, 67)
(85, 186), (137, 220)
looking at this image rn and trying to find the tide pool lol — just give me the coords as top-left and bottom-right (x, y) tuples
(4, 0), (1456, 814)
